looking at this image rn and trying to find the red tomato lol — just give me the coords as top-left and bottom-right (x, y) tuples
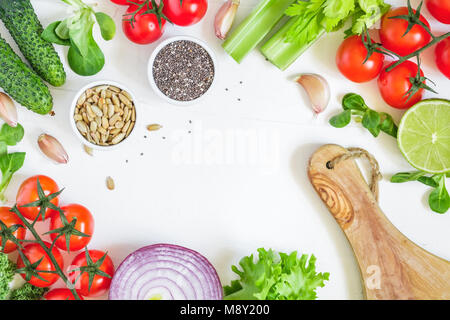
(162, 0), (208, 26)
(44, 288), (84, 300)
(436, 37), (450, 79)
(16, 175), (60, 221)
(336, 35), (385, 83)
(377, 60), (425, 109)
(379, 7), (431, 56)
(426, 0), (450, 24)
(123, 3), (166, 44)
(16, 242), (64, 288)
(110, 0), (131, 5)
(0, 207), (25, 253)
(49, 204), (94, 252)
(69, 250), (115, 297)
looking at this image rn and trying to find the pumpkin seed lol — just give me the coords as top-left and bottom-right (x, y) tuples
(77, 93), (86, 106)
(84, 145), (93, 156)
(76, 121), (88, 134)
(112, 133), (125, 145)
(106, 176), (115, 190)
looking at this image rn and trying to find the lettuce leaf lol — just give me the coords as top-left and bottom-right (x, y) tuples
(223, 248), (329, 300)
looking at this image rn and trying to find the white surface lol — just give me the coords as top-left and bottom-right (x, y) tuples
(1, 0), (449, 299)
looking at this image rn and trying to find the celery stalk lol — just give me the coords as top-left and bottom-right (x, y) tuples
(222, 0), (296, 63)
(260, 18), (326, 71)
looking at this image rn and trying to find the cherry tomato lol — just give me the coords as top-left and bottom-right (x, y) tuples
(377, 60), (425, 109)
(0, 207), (25, 253)
(44, 288), (84, 300)
(436, 37), (450, 79)
(336, 35), (385, 83)
(426, 0), (450, 24)
(110, 0), (131, 5)
(49, 204), (94, 252)
(379, 7), (431, 56)
(123, 3), (166, 45)
(16, 242), (64, 288)
(69, 250), (115, 297)
(162, 0), (208, 26)
(16, 175), (60, 221)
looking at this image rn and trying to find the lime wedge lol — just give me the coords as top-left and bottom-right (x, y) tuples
(398, 99), (450, 174)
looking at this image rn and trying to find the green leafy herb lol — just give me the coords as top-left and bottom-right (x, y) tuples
(329, 93), (398, 138)
(391, 172), (449, 214)
(9, 283), (48, 300)
(0, 124), (25, 202)
(42, 0), (115, 76)
(223, 248), (329, 300)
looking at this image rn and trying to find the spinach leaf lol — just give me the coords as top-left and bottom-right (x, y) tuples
(342, 93), (367, 111)
(362, 109), (381, 137)
(0, 152), (25, 202)
(391, 171), (426, 183)
(429, 174), (450, 214)
(69, 9), (95, 58)
(379, 113), (398, 138)
(68, 26), (105, 76)
(0, 124), (24, 146)
(55, 18), (71, 40)
(95, 12), (116, 41)
(42, 21), (71, 46)
(329, 110), (351, 128)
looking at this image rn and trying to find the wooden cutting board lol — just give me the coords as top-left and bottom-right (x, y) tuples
(308, 144), (450, 300)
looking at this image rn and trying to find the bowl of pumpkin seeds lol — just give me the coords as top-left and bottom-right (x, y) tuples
(70, 81), (138, 150)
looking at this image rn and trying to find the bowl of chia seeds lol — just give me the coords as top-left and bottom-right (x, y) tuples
(148, 36), (216, 106)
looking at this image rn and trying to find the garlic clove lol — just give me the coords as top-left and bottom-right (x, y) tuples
(38, 134), (69, 164)
(215, 0), (240, 40)
(0, 92), (18, 127)
(295, 74), (330, 115)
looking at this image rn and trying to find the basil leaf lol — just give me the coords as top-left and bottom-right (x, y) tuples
(342, 93), (367, 111)
(95, 12), (116, 41)
(0, 124), (24, 146)
(42, 21), (71, 46)
(379, 112), (398, 138)
(329, 110), (351, 128)
(362, 109), (381, 137)
(69, 9), (95, 58)
(429, 175), (450, 214)
(68, 27), (105, 76)
(391, 171), (426, 183)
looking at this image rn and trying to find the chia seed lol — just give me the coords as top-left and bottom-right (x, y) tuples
(153, 40), (215, 102)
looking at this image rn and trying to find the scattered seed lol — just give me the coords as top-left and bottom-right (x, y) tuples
(106, 176), (115, 190)
(83, 145), (93, 156)
(147, 124), (162, 131)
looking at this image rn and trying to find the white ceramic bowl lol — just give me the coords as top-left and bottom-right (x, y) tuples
(147, 36), (217, 106)
(70, 80), (139, 151)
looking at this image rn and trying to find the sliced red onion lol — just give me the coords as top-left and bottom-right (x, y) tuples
(109, 244), (223, 300)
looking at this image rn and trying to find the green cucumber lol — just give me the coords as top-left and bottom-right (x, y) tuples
(0, 35), (53, 115)
(0, 0), (66, 87)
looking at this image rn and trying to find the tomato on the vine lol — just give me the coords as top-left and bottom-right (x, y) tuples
(436, 37), (450, 79)
(379, 7), (431, 56)
(16, 175), (60, 221)
(162, 0), (208, 26)
(68, 250), (115, 297)
(0, 207), (25, 253)
(123, 2), (166, 44)
(426, 0), (450, 24)
(49, 204), (94, 252)
(16, 242), (64, 288)
(44, 288), (84, 300)
(377, 60), (425, 109)
(336, 35), (385, 83)
(111, 0), (134, 5)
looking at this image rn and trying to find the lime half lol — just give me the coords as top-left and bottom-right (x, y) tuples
(398, 99), (450, 174)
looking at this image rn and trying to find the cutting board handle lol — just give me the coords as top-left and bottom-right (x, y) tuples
(308, 144), (450, 300)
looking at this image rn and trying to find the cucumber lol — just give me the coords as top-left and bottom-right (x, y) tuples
(0, 35), (53, 115)
(0, 0), (66, 87)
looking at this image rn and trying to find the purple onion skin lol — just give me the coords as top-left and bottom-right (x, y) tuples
(109, 244), (223, 300)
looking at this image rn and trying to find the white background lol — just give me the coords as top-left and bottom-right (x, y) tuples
(1, 0), (449, 299)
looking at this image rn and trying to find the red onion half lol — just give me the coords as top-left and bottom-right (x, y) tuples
(109, 244), (223, 300)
